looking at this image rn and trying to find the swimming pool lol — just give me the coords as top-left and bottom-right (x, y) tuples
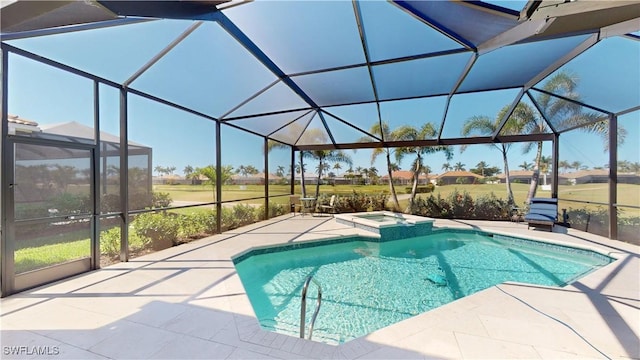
(233, 230), (613, 344)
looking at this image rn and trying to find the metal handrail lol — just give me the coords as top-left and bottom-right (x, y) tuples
(300, 275), (322, 340)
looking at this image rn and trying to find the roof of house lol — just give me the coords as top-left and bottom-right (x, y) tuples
(380, 170), (430, 180)
(561, 169), (609, 179)
(437, 171), (483, 179)
(497, 170), (533, 179)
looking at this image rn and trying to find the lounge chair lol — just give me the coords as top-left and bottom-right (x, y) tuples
(524, 198), (558, 232)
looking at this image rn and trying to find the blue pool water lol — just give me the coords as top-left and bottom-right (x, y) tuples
(233, 230), (612, 344)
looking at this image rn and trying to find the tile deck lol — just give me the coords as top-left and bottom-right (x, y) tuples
(1, 215), (638, 359)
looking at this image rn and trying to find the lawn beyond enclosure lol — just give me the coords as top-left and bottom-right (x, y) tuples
(154, 182), (640, 214)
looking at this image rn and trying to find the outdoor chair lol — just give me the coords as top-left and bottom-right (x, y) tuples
(524, 198), (558, 232)
(289, 195), (302, 215)
(319, 195), (338, 215)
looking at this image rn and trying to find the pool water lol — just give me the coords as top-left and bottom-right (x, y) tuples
(233, 231), (612, 344)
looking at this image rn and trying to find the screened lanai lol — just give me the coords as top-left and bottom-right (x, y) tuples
(1, 0), (639, 296)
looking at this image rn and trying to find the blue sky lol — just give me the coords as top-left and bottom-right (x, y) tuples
(4, 7), (638, 177)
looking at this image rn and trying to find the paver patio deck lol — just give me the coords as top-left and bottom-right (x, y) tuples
(1, 214), (638, 359)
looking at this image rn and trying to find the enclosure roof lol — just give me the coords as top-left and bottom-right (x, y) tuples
(1, 0), (639, 150)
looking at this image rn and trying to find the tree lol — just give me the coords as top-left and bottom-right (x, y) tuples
(474, 161), (489, 176)
(559, 160), (571, 173)
(519, 161), (533, 171)
(154, 165), (165, 177)
(51, 165), (78, 192)
(195, 165), (234, 201)
(306, 150), (353, 198)
(236, 165), (258, 177)
(571, 161), (582, 171)
(267, 139), (310, 197)
(394, 123), (453, 212)
(442, 163), (451, 172)
(368, 166), (379, 185)
(367, 121), (401, 210)
(519, 71), (626, 203)
(453, 162), (466, 171)
(461, 105), (522, 206)
(275, 165), (286, 178)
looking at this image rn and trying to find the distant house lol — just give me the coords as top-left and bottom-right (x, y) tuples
(380, 171), (430, 185)
(294, 172), (319, 185)
(231, 173), (286, 185)
(497, 170), (533, 184)
(560, 170), (640, 185)
(561, 170), (608, 185)
(436, 171), (483, 185)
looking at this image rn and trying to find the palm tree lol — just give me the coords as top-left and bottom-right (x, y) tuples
(521, 71), (626, 203)
(275, 165), (285, 178)
(306, 150), (352, 198)
(474, 161), (489, 176)
(267, 139), (310, 197)
(368, 166), (379, 185)
(453, 162), (466, 171)
(195, 165), (234, 201)
(571, 160), (582, 172)
(394, 123), (452, 212)
(441, 163), (451, 172)
(183, 165), (196, 184)
(461, 104), (522, 206)
(559, 160), (571, 173)
(519, 161), (532, 171)
(367, 121), (401, 210)
(154, 165), (166, 177)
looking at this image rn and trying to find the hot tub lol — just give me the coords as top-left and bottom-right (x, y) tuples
(334, 211), (434, 240)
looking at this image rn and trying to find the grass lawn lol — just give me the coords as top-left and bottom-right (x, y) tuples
(157, 182), (639, 218)
(15, 238), (90, 274)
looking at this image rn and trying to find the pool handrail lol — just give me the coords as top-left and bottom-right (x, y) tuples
(300, 275), (322, 340)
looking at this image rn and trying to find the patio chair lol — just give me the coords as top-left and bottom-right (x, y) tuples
(289, 195), (302, 215)
(524, 198), (558, 232)
(319, 195), (338, 215)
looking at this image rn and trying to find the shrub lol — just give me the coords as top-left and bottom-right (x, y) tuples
(220, 204), (257, 230)
(404, 184), (435, 194)
(411, 191), (509, 220)
(100, 225), (150, 257)
(101, 194), (120, 213)
(129, 192), (153, 210)
(176, 213), (205, 243)
(52, 192), (91, 214)
(447, 190), (474, 218)
(336, 191), (389, 213)
(413, 193), (451, 218)
(233, 204), (257, 227)
(473, 193), (509, 220)
(257, 202), (287, 220)
(132, 212), (178, 249)
(152, 192), (172, 208)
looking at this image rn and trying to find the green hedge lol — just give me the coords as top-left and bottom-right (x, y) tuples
(99, 202), (288, 257)
(411, 190), (510, 220)
(404, 183), (435, 194)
